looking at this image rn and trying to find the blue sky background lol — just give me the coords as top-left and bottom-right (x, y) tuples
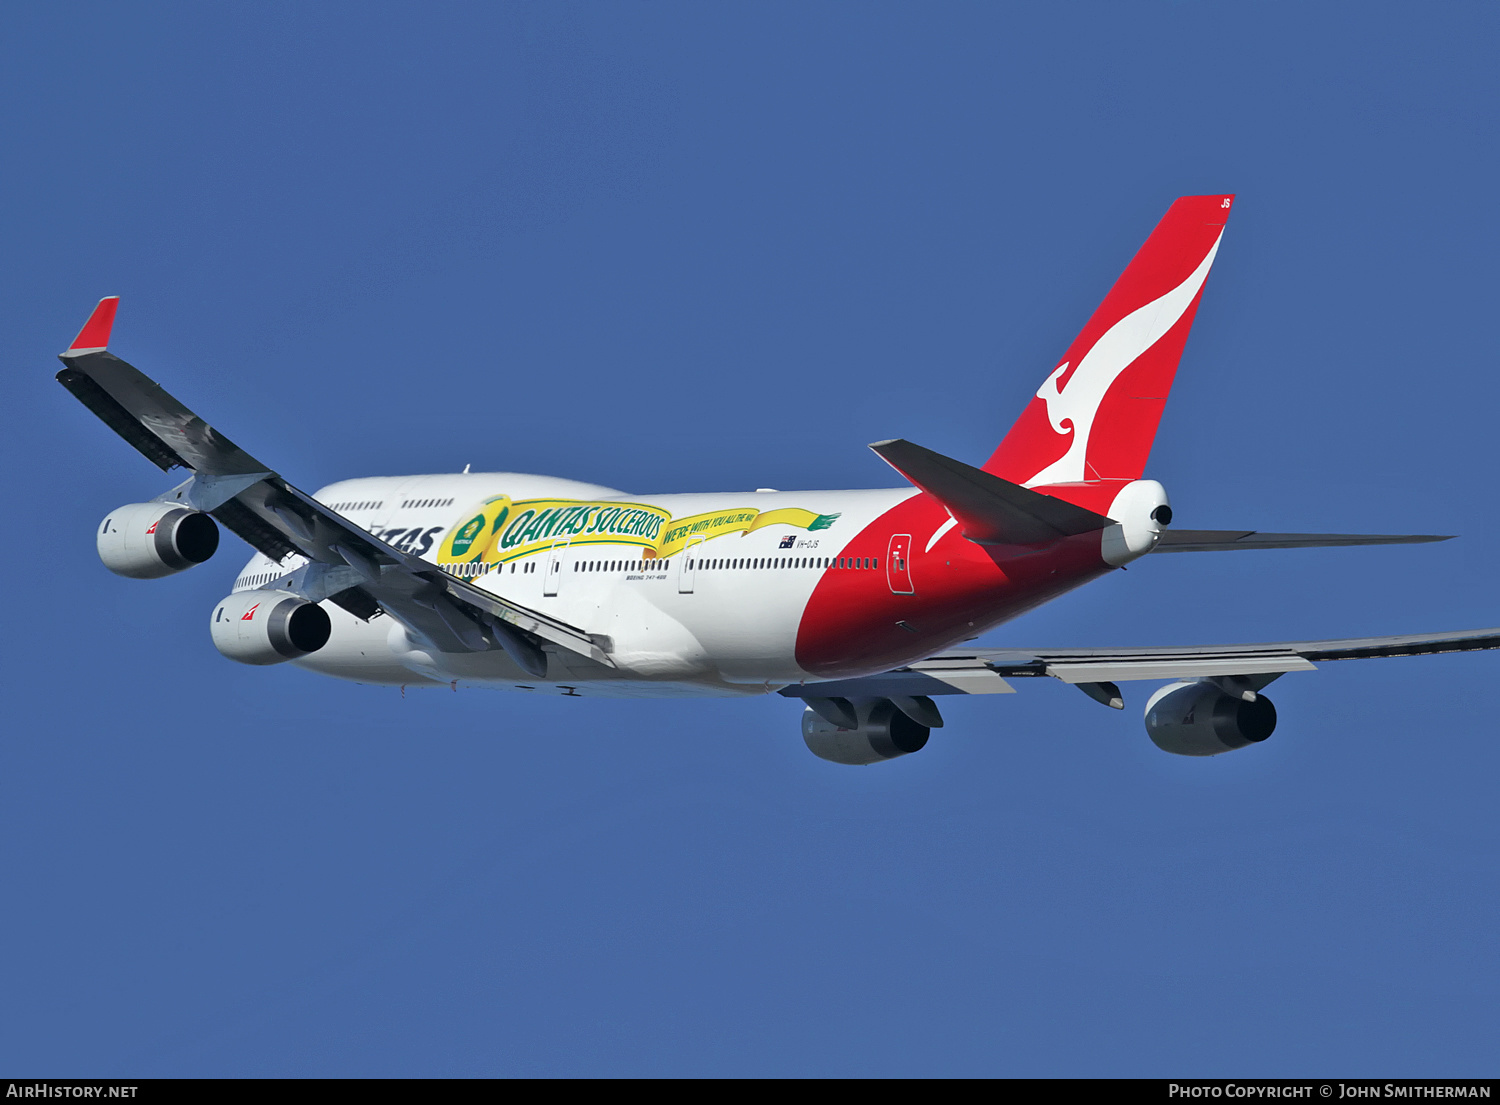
(3, 2), (1497, 1077)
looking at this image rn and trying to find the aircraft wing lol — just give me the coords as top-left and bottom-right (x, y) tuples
(56, 298), (606, 671)
(780, 628), (1500, 707)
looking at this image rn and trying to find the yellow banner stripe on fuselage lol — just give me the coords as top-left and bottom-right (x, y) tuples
(437, 497), (839, 565)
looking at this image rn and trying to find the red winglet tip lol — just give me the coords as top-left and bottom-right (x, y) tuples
(68, 296), (120, 351)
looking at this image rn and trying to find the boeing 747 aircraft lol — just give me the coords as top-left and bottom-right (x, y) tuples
(60, 195), (1500, 764)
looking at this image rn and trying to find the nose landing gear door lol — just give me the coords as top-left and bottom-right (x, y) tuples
(886, 533), (914, 594)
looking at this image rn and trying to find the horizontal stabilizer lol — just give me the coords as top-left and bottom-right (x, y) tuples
(1151, 530), (1453, 553)
(869, 438), (1113, 546)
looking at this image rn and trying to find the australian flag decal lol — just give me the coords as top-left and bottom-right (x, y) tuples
(778, 534), (797, 549)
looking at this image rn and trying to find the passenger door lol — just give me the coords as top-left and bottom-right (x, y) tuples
(543, 537), (570, 597)
(678, 535), (705, 594)
(886, 533), (914, 594)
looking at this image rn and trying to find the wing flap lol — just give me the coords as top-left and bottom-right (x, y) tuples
(1043, 653), (1316, 683)
(226, 472), (608, 662)
(781, 660), (1016, 700)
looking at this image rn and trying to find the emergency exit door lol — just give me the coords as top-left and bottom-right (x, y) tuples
(886, 533), (914, 594)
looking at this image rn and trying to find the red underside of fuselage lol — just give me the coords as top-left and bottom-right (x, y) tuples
(793, 491), (1113, 678)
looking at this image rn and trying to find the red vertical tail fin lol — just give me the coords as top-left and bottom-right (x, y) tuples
(985, 195), (1233, 487)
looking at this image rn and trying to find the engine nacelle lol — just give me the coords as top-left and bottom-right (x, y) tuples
(98, 503), (219, 579)
(210, 590), (331, 666)
(802, 698), (931, 765)
(1143, 681), (1277, 756)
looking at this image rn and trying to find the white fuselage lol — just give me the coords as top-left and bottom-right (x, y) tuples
(232, 472), (920, 697)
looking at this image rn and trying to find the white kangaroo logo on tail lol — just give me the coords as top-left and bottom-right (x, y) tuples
(1025, 232), (1223, 487)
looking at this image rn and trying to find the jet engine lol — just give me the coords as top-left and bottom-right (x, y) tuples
(210, 590), (331, 665)
(802, 698), (931, 765)
(1143, 680), (1277, 756)
(98, 503), (219, 579)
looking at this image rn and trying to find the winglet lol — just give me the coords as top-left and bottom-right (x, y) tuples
(66, 296), (120, 353)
